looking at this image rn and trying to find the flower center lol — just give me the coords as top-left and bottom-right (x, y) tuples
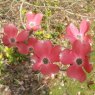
(29, 22), (36, 27)
(76, 58), (82, 65)
(77, 34), (83, 42)
(29, 47), (33, 52)
(10, 38), (16, 43)
(77, 35), (81, 40)
(43, 58), (49, 64)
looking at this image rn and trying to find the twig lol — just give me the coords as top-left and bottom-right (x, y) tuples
(19, 0), (26, 29)
(37, 85), (45, 91)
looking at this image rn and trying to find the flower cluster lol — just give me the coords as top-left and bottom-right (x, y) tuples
(2, 11), (93, 82)
(60, 20), (92, 82)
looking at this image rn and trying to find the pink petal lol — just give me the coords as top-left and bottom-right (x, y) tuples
(65, 34), (76, 44)
(26, 22), (41, 31)
(49, 45), (61, 62)
(48, 64), (59, 74)
(26, 22), (32, 30)
(32, 25), (41, 31)
(32, 62), (42, 71)
(2, 35), (16, 47)
(32, 55), (43, 71)
(65, 23), (79, 43)
(72, 40), (91, 55)
(2, 35), (10, 46)
(66, 23), (79, 36)
(84, 35), (92, 44)
(28, 37), (38, 48)
(32, 55), (39, 63)
(84, 63), (93, 73)
(40, 64), (50, 75)
(80, 19), (90, 34)
(40, 64), (59, 75)
(67, 65), (86, 82)
(34, 13), (43, 25)
(26, 12), (35, 22)
(16, 30), (29, 42)
(16, 43), (28, 54)
(83, 57), (93, 73)
(60, 49), (75, 65)
(4, 24), (18, 37)
(27, 38), (38, 53)
(34, 40), (52, 58)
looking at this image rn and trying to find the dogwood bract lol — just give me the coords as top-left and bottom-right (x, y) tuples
(26, 12), (43, 31)
(2, 24), (29, 47)
(32, 40), (61, 75)
(60, 40), (92, 82)
(65, 20), (91, 44)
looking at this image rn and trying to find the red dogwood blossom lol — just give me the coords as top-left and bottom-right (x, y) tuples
(2, 24), (29, 47)
(16, 37), (38, 54)
(16, 43), (28, 54)
(60, 40), (92, 82)
(32, 40), (61, 75)
(26, 12), (43, 31)
(27, 37), (38, 53)
(65, 19), (91, 44)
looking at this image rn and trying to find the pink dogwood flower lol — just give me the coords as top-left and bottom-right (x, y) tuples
(32, 40), (61, 75)
(16, 42), (28, 54)
(60, 40), (92, 82)
(65, 19), (91, 44)
(26, 12), (43, 31)
(2, 24), (29, 47)
(27, 37), (38, 53)
(16, 37), (38, 54)
(72, 40), (91, 55)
